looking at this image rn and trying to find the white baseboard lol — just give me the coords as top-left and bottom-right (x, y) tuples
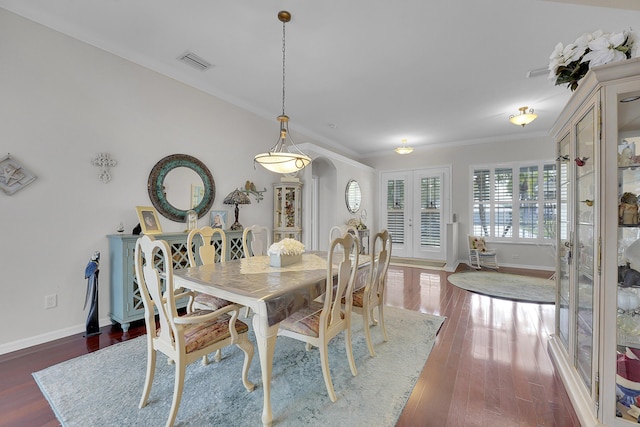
(0, 316), (112, 356)
(445, 261), (459, 272)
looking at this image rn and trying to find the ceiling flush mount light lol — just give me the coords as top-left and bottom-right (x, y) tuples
(254, 11), (311, 174)
(509, 106), (538, 127)
(395, 139), (414, 155)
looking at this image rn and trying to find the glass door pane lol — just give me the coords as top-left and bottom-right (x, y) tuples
(615, 89), (640, 422)
(413, 170), (447, 260)
(419, 175), (442, 248)
(382, 171), (412, 258)
(557, 133), (571, 349)
(575, 106), (595, 390)
(386, 178), (407, 244)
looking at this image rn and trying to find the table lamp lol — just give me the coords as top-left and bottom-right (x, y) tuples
(223, 189), (251, 230)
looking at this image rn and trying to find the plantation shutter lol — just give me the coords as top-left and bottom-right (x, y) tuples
(386, 179), (405, 244)
(472, 169), (490, 236)
(420, 176), (441, 247)
(494, 167), (513, 238)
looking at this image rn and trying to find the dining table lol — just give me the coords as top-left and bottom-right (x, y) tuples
(173, 251), (370, 427)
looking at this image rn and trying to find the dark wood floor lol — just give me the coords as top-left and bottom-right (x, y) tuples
(0, 264), (578, 427)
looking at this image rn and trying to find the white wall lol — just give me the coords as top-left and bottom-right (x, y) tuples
(0, 8), (554, 354)
(362, 136), (557, 270)
(0, 10), (358, 353)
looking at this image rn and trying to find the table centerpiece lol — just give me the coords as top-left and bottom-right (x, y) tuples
(268, 238), (305, 267)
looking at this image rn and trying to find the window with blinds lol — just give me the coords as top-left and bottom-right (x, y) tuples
(387, 179), (405, 244)
(471, 161), (556, 242)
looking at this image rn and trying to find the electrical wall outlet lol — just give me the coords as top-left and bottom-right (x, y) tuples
(45, 294), (57, 309)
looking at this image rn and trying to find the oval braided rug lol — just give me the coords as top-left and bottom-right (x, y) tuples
(448, 271), (555, 304)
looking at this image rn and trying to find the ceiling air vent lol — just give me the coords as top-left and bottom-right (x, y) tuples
(177, 51), (213, 71)
(526, 66), (548, 79)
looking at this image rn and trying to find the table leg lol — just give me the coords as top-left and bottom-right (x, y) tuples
(252, 313), (279, 427)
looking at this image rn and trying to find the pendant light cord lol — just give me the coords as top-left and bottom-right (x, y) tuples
(281, 19), (286, 117)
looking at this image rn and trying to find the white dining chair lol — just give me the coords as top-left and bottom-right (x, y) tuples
(186, 227), (240, 313)
(241, 224), (271, 317)
(277, 233), (360, 402)
(242, 224), (271, 257)
(134, 235), (254, 427)
(329, 225), (359, 254)
(351, 229), (392, 357)
(187, 226), (245, 360)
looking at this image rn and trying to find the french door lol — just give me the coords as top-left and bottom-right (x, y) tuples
(380, 167), (450, 260)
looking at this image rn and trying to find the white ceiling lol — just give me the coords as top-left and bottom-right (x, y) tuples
(2, 0), (639, 159)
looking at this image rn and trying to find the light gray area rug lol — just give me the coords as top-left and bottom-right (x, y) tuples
(448, 271), (555, 304)
(33, 307), (445, 427)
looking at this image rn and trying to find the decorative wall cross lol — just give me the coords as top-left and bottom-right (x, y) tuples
(92, 153), (117, 183)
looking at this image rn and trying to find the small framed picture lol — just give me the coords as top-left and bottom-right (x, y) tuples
(210, 210), (228, 230)
(136, 206), (163, 235)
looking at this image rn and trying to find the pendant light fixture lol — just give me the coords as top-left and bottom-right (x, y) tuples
(509, 106), (538, 127)
(254, 11), (311, 174)
(395, 139), (414, 155)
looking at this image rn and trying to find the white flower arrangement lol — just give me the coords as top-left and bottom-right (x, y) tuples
(268, 238), (305, 256)
(549, 29), (638, 91)
(347, 218), (367, 230)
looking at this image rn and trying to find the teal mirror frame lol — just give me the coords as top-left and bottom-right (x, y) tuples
(147, 154), (215, 222)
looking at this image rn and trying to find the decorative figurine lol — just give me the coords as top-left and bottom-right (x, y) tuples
(574, 156), (589, 166)
(186, 209), (198, 231)
(132, 223), (142, 235)
(240, 180), (267, 203)
(620, 145), (634, 166)
(620, 192), (639, 225)
(83, 251), (101, 337)
(619, 140), (637, 167)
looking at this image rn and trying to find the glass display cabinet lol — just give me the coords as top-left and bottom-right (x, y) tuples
(550, 57), (640, 426)
(273, 180), (302, 243)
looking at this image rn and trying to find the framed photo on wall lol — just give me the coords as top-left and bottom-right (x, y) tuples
(136, 206), (163, 235)
(210, 210), (227, 230)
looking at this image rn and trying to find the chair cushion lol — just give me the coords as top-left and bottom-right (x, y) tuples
(181, 310), (249, 354)
(193, 292), (235, 310)
(478, 250), (496, 256)
(352, 288), (365, 307)
(351, 288), (381, 308)
(279, 301), (327, 338)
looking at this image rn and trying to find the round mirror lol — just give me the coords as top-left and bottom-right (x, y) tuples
(345, 179), (361, 214)
(148, 154), (215, 222)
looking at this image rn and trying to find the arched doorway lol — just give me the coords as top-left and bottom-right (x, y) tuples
(309, 157), (336, 251)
